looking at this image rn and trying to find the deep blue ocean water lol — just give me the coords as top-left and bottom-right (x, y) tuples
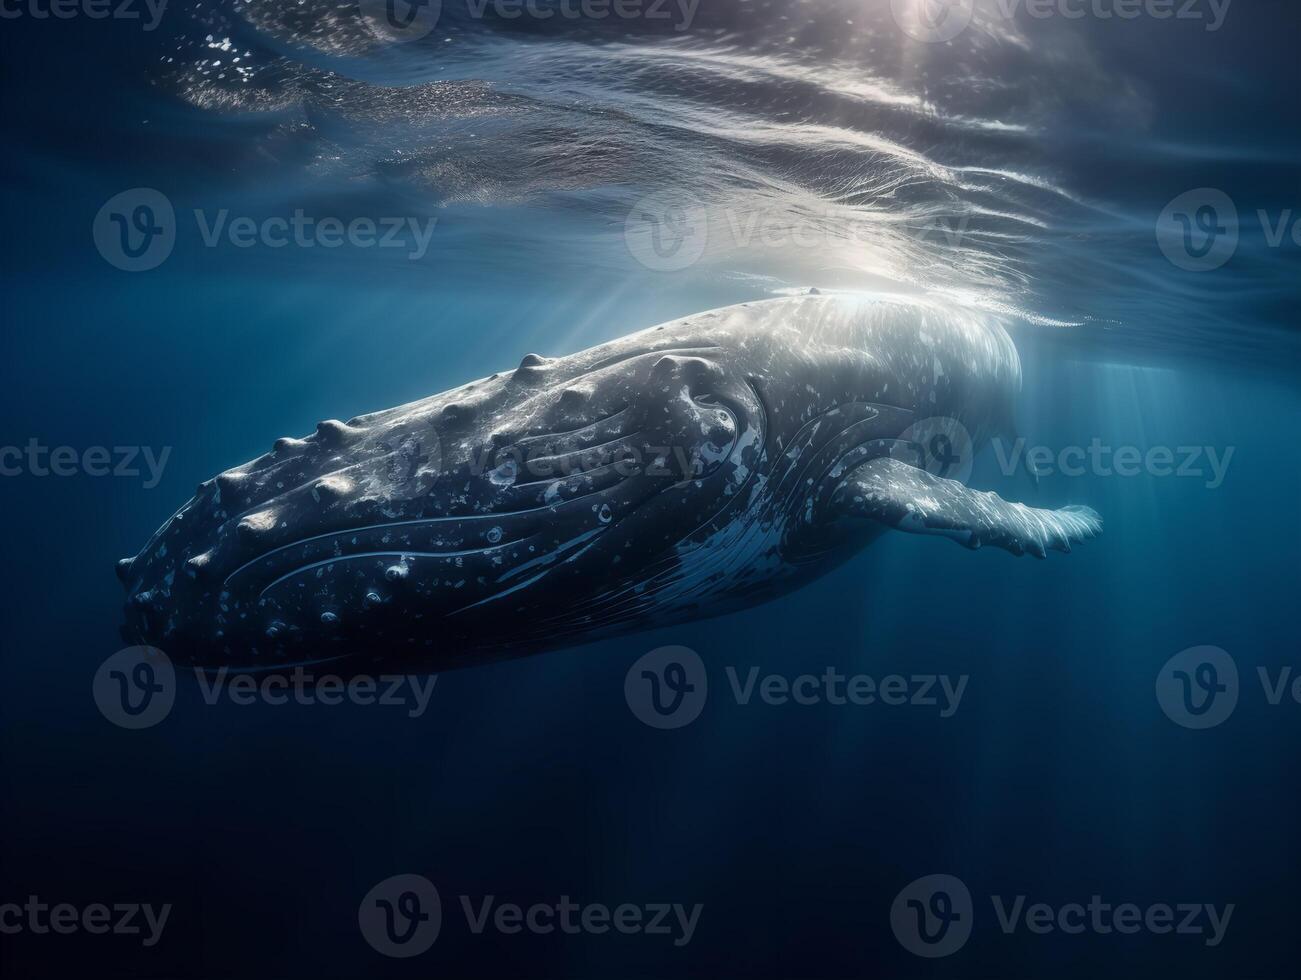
(2, 2), (1298, 977)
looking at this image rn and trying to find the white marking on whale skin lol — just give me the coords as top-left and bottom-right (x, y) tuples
(588, 468), (789, 623)
(450, 526), (609, 616)
(668, 497), (789, 602)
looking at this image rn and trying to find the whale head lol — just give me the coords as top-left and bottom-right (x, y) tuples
(118, 295), (1035, 672)
(117, 322), (768, 671)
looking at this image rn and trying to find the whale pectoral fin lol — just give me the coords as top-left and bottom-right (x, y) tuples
(830, 457), (1101, 558)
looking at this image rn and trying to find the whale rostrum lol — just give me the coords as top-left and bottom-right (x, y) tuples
(118, 295), (1100, 672)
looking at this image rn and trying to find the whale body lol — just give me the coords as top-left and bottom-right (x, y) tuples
(118, 295), (1100, 671)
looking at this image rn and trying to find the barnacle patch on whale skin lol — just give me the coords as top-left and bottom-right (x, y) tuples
(311, 475), (353, 502)
(237, 509), (280, 538)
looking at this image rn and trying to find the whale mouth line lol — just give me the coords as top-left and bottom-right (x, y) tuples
(515, 405), (631, 444)
(255, 544), (535, 600)
(221, 489), (618, 590)
(447, 525), (610, 618)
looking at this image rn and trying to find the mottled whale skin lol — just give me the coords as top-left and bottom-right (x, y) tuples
(118, 295), (1100, 672)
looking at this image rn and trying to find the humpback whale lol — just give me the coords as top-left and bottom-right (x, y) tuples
(117, 295), (1100, 671)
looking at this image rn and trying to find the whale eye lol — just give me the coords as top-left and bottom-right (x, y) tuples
(703, 404), (737, 442)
